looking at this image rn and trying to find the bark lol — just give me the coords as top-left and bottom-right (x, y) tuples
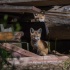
(0, 5), (41, 13)
(0, 0), (70, 6)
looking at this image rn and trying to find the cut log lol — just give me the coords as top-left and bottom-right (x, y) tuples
(0, 43), (39, 57)
(0, 5), (41, 13)
(45, 12), (70, 25)
(7, 55), (69, 66)
(2, 56), (70, 70)
(45, 6), (70, 25)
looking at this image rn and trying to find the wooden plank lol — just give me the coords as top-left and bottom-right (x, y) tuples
(0, 32), (24, 41)
(48, 6), (70, 14)
(0, 32), (14, 40)
(0, 0), (43, 3)
(43, 6), (70, 27)
(2, 56), (69, 70)
(0, 43), (39, 57)
(0, 0), (70, 6)
(7, 55), (69, 65)
(0, 5), (41, 13)
(45, 12), (70, 25)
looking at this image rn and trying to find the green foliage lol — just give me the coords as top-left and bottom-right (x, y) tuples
(4, 14), (8, 21)
(0, 14), (21, 32)
(15, 23), (21, 31)
(62, 59), (70, 70)
(0, 14), (8, 26)
(0, 48), (9, 58)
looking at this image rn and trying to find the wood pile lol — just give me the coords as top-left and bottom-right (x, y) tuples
(45, 6), (70, 39)
(0, 32), (38, 57)
(0, 43), (39, 57)
(2, 55), (70, 70)
(46, 6), (70, 25)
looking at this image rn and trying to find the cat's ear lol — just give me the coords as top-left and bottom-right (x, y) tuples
(30, 28), (34, 33)
(38, 28), (42, 34)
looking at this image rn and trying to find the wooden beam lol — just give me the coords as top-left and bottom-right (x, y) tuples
(45, 6), (70, 27)
(0, 43), (39, 57)
(48, 6), (70, 14)
(0, 0), (70, 6)
(0, 5), (41, 13)
(7, 55), (69, 66)
(45, 12), (70, 25)
(0, 0), (43, 3)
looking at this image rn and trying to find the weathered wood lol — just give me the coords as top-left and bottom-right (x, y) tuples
(0, 32), (14, 40)
(0, 0), (43, 3)
(45, 6), (70, 26)
(45, 12), (70, 25)
(7, 55), (69, 65)
(0, 32), (24, 41)
(0, 32), (38, 57)
(0, 43), (39, 57)
(0, 0), (70, 6)
(3, 57), (70, 70)
(0, 5), (41, 13)
(45, 9), (70, 40)
(48, 6), (70, 13)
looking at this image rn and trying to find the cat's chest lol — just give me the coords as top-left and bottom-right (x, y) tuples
(31, 41), (38, 49)
(33, 43), (38, 47)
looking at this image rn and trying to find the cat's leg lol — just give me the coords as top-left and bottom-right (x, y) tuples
(40, 51), (47, 56)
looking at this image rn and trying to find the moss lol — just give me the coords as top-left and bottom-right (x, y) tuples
(62, 59), (70, 70)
